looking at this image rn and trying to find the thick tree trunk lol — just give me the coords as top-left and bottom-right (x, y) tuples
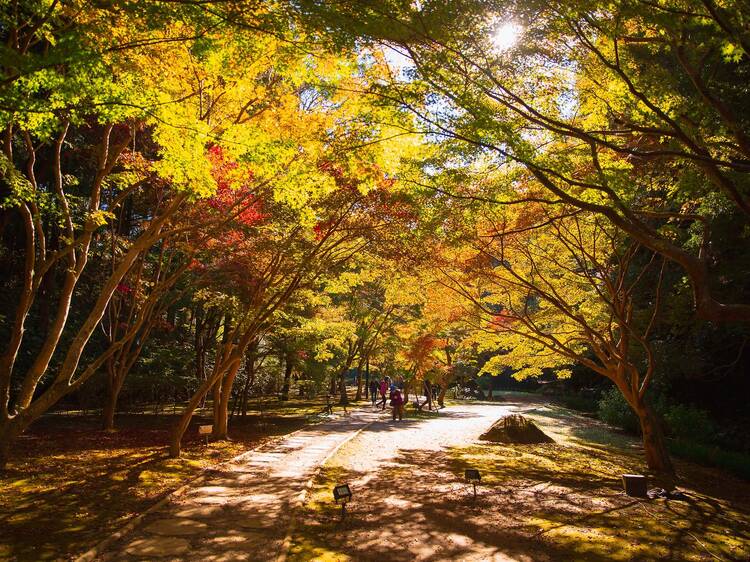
(634, 403), (674, 476)
(0, 422), (18, 469)
(170, 356), (237, 458)
(437, 386), (448, 408)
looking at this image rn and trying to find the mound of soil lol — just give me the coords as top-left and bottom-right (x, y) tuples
(479, 414), (553, 444)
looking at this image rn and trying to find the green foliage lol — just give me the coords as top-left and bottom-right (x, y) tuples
(669, 440), (750, 481)
(663, 404), (718, 444)
(597, 388), (639, 433)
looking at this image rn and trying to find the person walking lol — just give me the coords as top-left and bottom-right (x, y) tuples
(379, 377), (389, 410)
(390, 386), (404, 421)
(369, 378), (379, 407)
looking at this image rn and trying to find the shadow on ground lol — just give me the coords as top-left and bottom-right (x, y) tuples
(293, 415), (750, 561)
(0, 412), (307, 561)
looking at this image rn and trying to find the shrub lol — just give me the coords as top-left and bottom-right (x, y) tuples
(597, 387), (639, 433)
(669, 440), (750, 481)
(663, 404), (717, 443)
(560, 393), (599, 413)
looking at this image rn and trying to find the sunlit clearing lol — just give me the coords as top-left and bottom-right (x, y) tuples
(492, 21), (522, 52)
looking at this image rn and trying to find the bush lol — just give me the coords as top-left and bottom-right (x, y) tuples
(663, 404), (717, 443)
(597, 387), (639, 433)
(669, 439), (750, 481)
(560, 393), (599, 413)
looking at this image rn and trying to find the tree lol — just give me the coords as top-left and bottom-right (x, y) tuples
(1, 0), (407, 466)
(305, 0), (750, 324)
(441, 206), (674, 473)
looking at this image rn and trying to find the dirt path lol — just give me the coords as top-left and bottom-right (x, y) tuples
(290, 401), (527, 561)
(98, 396), (750, 561)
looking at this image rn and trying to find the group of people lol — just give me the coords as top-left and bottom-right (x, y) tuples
(369, 376), (404, 421)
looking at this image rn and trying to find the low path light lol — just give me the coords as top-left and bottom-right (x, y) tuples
(333, 483), (352, 520)
(622, 474), (648, 498)
(465, 468), (481, 499)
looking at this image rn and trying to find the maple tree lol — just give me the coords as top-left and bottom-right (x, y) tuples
(437, 203), (674, 473)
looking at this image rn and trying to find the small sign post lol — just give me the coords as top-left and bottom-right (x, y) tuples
(333, 483), (352, 520)
(465, 468), (481, 499)
(198, 424), (213, 446)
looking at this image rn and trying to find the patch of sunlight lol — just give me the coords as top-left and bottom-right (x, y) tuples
(9, 478), (31, 489)
(290, 538), (351, 562)
(110, 471), (127, 482)
(527, 516), (662, 560)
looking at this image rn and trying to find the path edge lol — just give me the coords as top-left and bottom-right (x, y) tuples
(275, 416), (376, 562)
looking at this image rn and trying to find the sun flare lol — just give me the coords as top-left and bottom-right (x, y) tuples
(492, 21), (522, 52)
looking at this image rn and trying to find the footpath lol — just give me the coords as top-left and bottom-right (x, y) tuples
(97, 408), (380, 561)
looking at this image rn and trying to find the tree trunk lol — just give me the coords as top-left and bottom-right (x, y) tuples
(437, 386), (448, 408)
(170, 356), (238, 458)
(280, 352), (293, 401)
(339, 371), (349, 405)
(102, 376), (123, 431)
(329, 374), (337, 395)
(364, 358), (370, 399)
(424, 380), (433, 410)
(0, 412), (31, 469)
(214, 361), (241, 440)
(634, 402), (674, 476)
(354, 365), (363, 401)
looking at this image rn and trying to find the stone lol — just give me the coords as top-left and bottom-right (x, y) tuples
(143, 517), (208, 536)
(123, 536), (191, 558)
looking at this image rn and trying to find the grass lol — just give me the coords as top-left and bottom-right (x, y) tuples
(0, 395), (329, 561)
(292, 396), (750, 561)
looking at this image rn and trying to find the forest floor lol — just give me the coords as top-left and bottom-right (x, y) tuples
(3, 393), (749, 561)
(0, 396), (338, 561)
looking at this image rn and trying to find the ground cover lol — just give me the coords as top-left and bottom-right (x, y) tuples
(0, 396), (332, 561)
(292, 397), (750, 561)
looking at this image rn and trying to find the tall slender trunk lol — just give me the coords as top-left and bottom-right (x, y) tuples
(102, 360), (124, 431)
(240, 356), (255, 418)
(280, 351), (293, 401)
(339, 371), (349, 405)
(354, 365), (363, 401)
(170, 352), (238, 458)
(364, 358), (370, 399)
(214, 361), (241, 439)
(424, 380), (433, 410)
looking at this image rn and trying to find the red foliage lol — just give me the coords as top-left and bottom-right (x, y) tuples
(206, 145), (267, 227)
(489, 313), (515, 330)
(115, 283), (132, 295)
